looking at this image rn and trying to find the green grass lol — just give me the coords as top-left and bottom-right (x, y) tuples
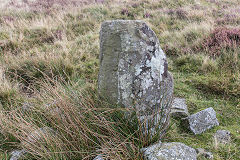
(0, 0), (239, 159)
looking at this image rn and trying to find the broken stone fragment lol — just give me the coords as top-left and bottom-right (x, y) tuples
(214, 130), (231, 144)
(10, 149), (27, 160)
(142, 142), (197, 160)
(170, 97), (189, 118)
(188, 107), (219, 134)
(196, 148), (213, 159)
(98, 20), (173, 137)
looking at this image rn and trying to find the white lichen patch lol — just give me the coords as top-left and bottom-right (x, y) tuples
(118, 58), (133, 105)
(146, 48), (166, 81)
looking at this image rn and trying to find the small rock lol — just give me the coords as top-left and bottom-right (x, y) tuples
(214, 130), (231, 144)
(93, 155), (104, 160)
(171, 97), (189, 118)
(10, 149), (27, 160)
(23, 127), (56, 145)
(142, 142), (197, 160)
(196, 148), (213, 159)
(188, 107), (219, 134)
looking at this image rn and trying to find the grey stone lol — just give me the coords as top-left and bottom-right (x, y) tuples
(22, 127), (56, 146)
(188, 107), (219, 134)
(93, 155), (104, 160)
(171, 97), (189, 118)
(196, 148), (213, 159)
(142, 142), (197, 160)
(98, 20), (174, 137)
(214, 130), (231, 144)
(10, 149), (27, 160)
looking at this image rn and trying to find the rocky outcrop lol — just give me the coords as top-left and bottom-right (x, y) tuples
(142, 142), (197, 160)
(98, 20), (173, 136)
(188, 107), (219, 134)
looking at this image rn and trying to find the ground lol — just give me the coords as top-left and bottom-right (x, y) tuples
(0, 0), (239, 159)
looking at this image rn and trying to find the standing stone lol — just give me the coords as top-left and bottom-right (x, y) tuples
(188, 107), (219, 134)
(98, 20), (173, 136)
(142, 142), (197, 160)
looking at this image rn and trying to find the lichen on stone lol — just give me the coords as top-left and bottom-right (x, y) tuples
(98, 20), (174, 137)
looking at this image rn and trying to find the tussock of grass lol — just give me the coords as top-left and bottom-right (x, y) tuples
(5, 58), (75, 94)
(0, 81), (147, 159)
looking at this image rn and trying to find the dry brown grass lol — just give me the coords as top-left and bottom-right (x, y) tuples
(0, 80), (144, 159)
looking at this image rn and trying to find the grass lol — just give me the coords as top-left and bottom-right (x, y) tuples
(0, 0), (239, 159)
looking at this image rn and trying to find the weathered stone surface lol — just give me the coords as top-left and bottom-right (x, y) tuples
(171, 97), (189, 118)
(142, 142), (197, 160)
(93, 155), (104, 160)
(98, 20), (173, 136)
(189, 107), (219, 134)
(196, 148), (213, 159)
(214, 130), (231, 144)
(10, 149), (27, 160)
